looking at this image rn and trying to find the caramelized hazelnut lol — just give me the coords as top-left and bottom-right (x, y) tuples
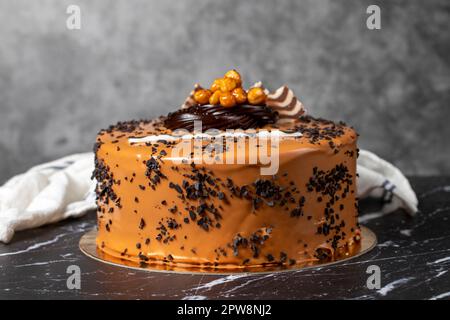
(219, 77), (237, 92)
(224, 69), (242, 86)
(194, 89), (212, 105)
(231, 87), (247, 104)
(210, 79), (222, 92)
(219, 92), (236, 108)
(209, 90), (221, 105)
(247, 87), (266, 105)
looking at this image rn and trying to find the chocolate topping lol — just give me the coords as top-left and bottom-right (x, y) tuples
(164, 104), (278, 131)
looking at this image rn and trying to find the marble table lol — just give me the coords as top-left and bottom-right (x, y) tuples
(1, 176), (449, 300)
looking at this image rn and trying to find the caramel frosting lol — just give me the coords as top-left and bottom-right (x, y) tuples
(93, 116), (360, 269)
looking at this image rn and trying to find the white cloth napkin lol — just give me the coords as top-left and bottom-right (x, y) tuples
(0, 150), (418, 243)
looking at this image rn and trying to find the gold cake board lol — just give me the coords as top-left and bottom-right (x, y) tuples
(80, 227), (376, 275)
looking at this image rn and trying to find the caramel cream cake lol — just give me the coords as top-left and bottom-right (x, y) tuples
(93, 70), (360, 269)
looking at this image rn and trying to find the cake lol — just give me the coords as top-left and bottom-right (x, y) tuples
(93, 70), (360, 270)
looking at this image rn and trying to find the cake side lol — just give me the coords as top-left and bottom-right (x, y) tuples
(93, 116), (360, 268)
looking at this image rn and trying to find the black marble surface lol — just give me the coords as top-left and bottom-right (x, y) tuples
(1, 176), (449, 300)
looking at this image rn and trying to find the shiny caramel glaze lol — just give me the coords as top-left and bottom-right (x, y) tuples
(94, 116), (360, 269)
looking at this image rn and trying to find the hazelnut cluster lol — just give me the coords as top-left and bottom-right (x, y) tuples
(193, 70), (267, 108)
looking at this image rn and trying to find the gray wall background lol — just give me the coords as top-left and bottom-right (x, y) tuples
(0, 0), (449, 183)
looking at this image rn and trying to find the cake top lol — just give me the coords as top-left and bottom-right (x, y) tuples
(96, 69), (357, 154)
(97, 115), (356, 150)
(164, 69), (307, 131)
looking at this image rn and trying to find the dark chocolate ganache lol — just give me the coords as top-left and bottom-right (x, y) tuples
(164, 105), (278, 131)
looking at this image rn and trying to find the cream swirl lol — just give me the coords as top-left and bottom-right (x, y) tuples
(266, 86), (306, 119)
